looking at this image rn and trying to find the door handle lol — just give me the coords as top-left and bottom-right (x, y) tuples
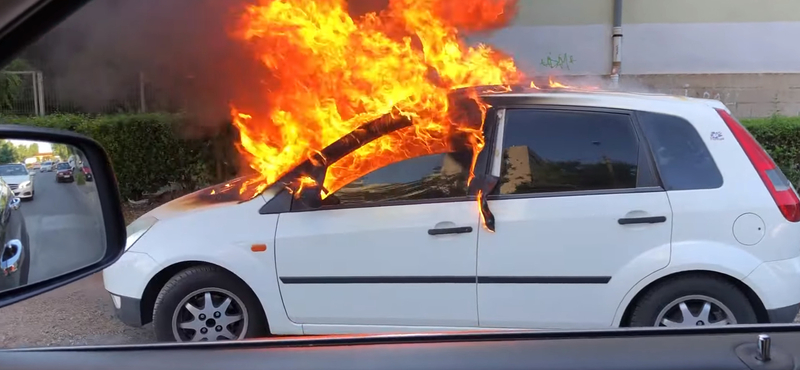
(428, 226), (473, 235)
(1, 239), (22, 276)
(618, 216), (667, 225)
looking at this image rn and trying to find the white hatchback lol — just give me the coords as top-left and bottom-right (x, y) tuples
(104, 89), (800, 343)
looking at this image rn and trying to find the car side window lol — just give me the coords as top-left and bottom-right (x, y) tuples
(498, 109), (640, 195)
(324, 150), (474, 206)
(637, 111), (723, 190)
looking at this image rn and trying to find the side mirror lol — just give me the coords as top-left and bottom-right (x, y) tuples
(0, 124), (124, 309)
(470, 174), (500, 232)
(296, 184), (324, 209)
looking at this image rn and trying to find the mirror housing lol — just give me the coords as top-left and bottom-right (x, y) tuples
(0, 124), (124, 309)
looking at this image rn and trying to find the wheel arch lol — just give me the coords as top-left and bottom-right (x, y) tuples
(618, 270), (769, 326)
(139, 260), (269, 332)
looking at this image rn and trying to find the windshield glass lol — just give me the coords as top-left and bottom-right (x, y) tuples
(2, 0), (800, 351)
(0, 164), (28, 176)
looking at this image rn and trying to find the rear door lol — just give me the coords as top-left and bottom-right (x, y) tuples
(274, 149), (481, 331)
(476, 107), (673, 329)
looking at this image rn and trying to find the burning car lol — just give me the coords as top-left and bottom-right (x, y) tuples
(101, 0), (800, 343)
(102, 85), (800, 342)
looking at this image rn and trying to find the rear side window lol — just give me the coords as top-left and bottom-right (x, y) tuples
(498, 109), (641, 195)
(637, 111), (723, 190)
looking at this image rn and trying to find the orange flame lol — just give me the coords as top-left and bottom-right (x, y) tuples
(230, 0), (523, 198)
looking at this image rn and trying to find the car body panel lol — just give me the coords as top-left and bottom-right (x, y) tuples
(104, 90), (800, 335)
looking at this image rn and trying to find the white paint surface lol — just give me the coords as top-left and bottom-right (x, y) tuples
(470, 22), (800, 75)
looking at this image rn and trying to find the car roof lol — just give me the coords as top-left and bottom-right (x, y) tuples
(475, 85), (730, 115)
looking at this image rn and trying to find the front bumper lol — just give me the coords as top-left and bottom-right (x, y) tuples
(13, 187), (32, 198)
(103, 250), (158, 327)
(108, 293), (144, 327)
(744, 254), (800, 323)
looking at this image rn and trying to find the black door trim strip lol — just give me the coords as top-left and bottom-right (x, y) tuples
(279, 276), (611, 285)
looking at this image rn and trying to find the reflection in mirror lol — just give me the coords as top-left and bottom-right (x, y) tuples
(0, 138), (105, 291)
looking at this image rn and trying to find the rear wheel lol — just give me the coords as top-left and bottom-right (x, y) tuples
(627, 274), (757, 327)
(152, 265), (268, 342)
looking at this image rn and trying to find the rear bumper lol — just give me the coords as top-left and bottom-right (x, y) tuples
(744, 254), (800, 323)
(767, 303), (800, 324)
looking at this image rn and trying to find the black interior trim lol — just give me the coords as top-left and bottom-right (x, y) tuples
(4, 326), (800, 370)
(0, 0), (91, 69)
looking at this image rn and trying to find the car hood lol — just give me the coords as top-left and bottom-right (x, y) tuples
(1, 175), (29, 184)
(141, 175), (266, 221)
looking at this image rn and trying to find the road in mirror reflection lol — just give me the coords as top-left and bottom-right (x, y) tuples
(0, 139), (105, 291)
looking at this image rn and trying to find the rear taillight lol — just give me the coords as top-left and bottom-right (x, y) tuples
(717, 108), (800, 222)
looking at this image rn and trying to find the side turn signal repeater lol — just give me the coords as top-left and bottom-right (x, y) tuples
(251, 244), (267, 252)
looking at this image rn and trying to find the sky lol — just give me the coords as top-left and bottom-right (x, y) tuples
(7, 140), (53, 154)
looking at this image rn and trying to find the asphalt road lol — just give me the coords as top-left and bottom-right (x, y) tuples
(0, 170), (155, 348)
(22, 170), (106, 284)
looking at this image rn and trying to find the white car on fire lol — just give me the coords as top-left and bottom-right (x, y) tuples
(104, 89), (800, 343)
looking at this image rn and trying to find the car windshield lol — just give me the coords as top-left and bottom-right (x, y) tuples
(0, 164), (29, 176)
(56, 163), (70, 170)
(43, 162), (51, 165)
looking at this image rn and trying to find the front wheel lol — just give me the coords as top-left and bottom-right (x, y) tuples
(627, 274), (758, 327)
(152, 265), (268, 342)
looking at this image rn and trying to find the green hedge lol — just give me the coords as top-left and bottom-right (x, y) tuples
(1, 113), (799, 201)
(741, 116), (800, 187)
(0, 113), (239, 200)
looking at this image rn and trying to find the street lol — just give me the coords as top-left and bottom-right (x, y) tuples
(0, 170), (154, 348)
(22, 170), (106, 284)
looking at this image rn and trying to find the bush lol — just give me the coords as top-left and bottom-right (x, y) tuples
(0, 113), (239, 200)
(742, 115), (800, 187)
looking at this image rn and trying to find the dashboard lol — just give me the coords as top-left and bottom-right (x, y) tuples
(2, 325), (798, 370)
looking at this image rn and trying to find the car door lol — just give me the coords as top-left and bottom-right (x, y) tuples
(476, 107), (673, 329)
(0, 181), (25, 291)
(274, 149), (481, 331)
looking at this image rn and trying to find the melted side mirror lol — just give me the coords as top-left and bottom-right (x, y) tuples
(470, 174), (500, 232)
(296, 184), (324, 209)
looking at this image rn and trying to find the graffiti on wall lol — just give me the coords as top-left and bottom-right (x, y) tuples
(540, 53), (575, 70)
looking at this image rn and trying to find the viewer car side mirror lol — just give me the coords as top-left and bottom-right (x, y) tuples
(0, 124), (125, 309)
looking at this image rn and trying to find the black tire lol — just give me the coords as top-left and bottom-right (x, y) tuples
(627, 274), (757, 327)
(152, 265), (268, 342)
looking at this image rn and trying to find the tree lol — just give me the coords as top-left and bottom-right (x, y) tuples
(0, 140), (18, 163)
(0, 59), (32, 111)
(52, 143), (70, 159)
(14, 143), (39, 159)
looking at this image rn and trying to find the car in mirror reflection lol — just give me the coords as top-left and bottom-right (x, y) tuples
(0, 176), (29, 291)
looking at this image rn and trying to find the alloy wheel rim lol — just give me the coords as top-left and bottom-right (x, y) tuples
(654, 295), (737, 327)
(171, 287), (248, 342)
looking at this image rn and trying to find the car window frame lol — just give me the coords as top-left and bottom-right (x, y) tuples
(285, 107), (500, 213)
(486, 105), (664, 201)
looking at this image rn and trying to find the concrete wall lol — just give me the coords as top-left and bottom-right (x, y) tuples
(467, 1), (800, 117)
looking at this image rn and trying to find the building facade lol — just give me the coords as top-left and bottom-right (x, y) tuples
(471, 0), (800, 117)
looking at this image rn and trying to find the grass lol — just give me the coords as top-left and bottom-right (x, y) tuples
(75, 171), (86, 186)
